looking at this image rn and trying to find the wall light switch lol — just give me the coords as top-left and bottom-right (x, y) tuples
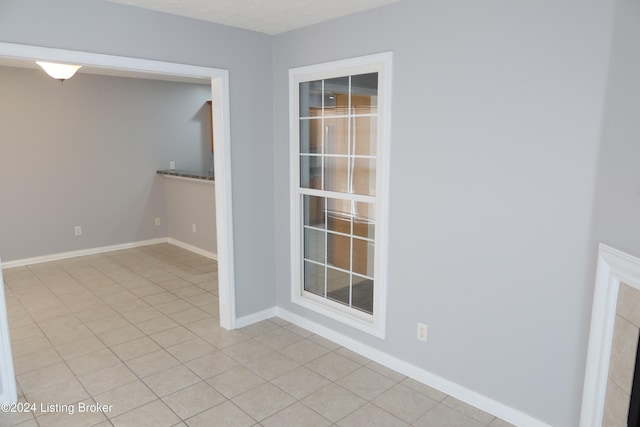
(169, 161), (175, 170)
(417, 323), (428, 342)
(74, 226), (82, 236)
(155, 218), (161, 226)
(192, 224), (197, 233)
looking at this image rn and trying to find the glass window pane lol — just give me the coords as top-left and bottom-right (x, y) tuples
(327, 232), (350, 271)
(352, 276), (373, 314)
(327, 198), (351, 234)
(300, 119), (322, 154)
(353, 201), (375, 239)
(327, 267), (350, 306)
(352, 157), (376, 196)
(300, 155), (322, 190)
(324, 77), (349, 116)
(304, 228), (325, 263)
(303, 195), (325, 229)
(351, 73), (378, 114)
(324, 156), (349, 193)
(352, 238), (374, 277)
(324, 117), (349, 155)
(299, 80), (323, 117)
(352, 116), (377, 156)
(304, 261), (325, 297)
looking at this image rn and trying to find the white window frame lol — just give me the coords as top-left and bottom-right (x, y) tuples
(289, 52), (392, 338)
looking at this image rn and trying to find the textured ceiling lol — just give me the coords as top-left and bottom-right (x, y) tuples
(105, 0), (402, 34)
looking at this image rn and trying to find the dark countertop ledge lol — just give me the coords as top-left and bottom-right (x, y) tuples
(157, 169), (214, 181)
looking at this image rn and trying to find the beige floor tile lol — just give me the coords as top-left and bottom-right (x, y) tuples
(185, 401), (255, 427)
(185, 350), (239, 379)
(100, 290), (137, 305)
(110, 298), (152, 314)
(143, 291), (179, 307)
(126, 349), (180, 378)
(308, 334), (342, 350)
(278, 339), (331, 364)
(111, 399), (180, 427)
(271, 366), (331, 400)
(0, 397), (37, 426)
(111, 336), (162, 361)
(366, 361), (407, 382)
(414, 404), (485, 427)
(372, 384), (437, 424)
(121, 306), (164, 324)
(490, 418), (517, 427)
(400, 377), (448, 402)
(336, 366), (397, 400)
(245, 351), (299, 380)
(129, 284), (165, 298)
(239, 320), (281, 337)
(17, 362), (76, 394)
(170, 285), (208, 299)
(10, 334), (52, 358)
(168, 307), (210, 325)
(284, 323), (314, 338)
(207, 366), (266, 398)
(26, 377), (89, 407)
(40, 322), (93, 346)
(261, 402), (332, 427)
(165, 337), (217, 363)
(13, 346), (62, 375)
(222, 340), (273, 364)
(302, 383), (366, 423)
(253, 328), (304, 350)
(66, 348), (120, 375)
(136, 315), (180, 335)
(55, 335), (107, 360)
(156, 300), (194, 315)
(441, 397), (496, 425)
(306, 352), (361, 381)
(36, 399), (108, 427)
(199, 326), (249, 349)
(337, 402), (408, 427)
(98, 325), (145, 347)
(142, 364), (201, 397)
(149, 326), (197, 347)
(232, 382), (296, 421)
(94, 380), (156, 417)
(78, 363), (138, 396)
(86, 314), (131, 335)
(162, 381), (226, 419)
(8, 323), (42, 342)
(74, 306), (118, 324)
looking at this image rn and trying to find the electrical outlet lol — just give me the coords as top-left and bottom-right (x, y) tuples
(155, 218), (161, 226)
(169, 161), (175, 170)
(192, 224), (197, 233)
(417, 323), (428, 342)
(74, 226), (82, 236)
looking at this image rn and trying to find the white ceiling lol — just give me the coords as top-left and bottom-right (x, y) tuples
(105, 0), (402, 35)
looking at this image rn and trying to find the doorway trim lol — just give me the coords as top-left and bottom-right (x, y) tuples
(0, 42), (237, 329)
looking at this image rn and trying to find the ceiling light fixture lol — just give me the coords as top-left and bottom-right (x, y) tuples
(36, 61), (82, 83)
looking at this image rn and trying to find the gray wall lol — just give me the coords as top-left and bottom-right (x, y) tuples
(0, 66), (210, 261)
(164, 178), (217, 255)
(0, 0), (276, 316)
(592, 0), (640, 260)
(272, 0), (614, 425)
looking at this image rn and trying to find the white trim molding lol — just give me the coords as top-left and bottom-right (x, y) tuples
(167, 238), (217, 260)
(0, 259), (17, 404)
(276, 307), (551, 427)
(581, 244), (640, 426)
(0, 42), (236, 331)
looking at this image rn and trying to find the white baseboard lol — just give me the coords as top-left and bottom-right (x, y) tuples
(235, 307), (278, 329)
(1, 238), (168, 269)
(167, 238), (217, 260)
(2, 238), (217, 269)
(274, 307), (551, 427)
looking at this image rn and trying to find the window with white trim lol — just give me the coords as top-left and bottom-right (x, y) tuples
(290, 53), (392, 338)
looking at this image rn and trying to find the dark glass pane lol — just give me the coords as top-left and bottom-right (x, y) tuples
(303, 195), (326, 229)
(327, 267), (350, 306)
(300, 155), (322, 190)
(300, 119), (322, 154)
(352, 157), (376, 196)
(304, 228), (325, 263)
(351, 73), (378, 114)
(352, 277), (373, 314)
(324, 117), (349, 155)
(352, 116), (377, 156)
(352, 238), (374, 277)
(353, 201), (375, 239)
(299, 80), (323, 117)
(324, 76), (349, 116)
(324, 156), (349, 193)
(327, 198), (351, 235)
(327, 232), (350, 271)
(304, 261), (325, 297)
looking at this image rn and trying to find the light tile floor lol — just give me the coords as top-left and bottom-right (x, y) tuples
(1, 244), (515, 427)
